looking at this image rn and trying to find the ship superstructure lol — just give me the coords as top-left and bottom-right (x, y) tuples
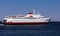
(3, 9), (50, 25)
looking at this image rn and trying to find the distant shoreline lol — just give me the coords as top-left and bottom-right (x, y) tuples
(50, 21), (60, 22)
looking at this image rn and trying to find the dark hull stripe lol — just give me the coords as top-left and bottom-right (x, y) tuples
(4, 22), (49, 25)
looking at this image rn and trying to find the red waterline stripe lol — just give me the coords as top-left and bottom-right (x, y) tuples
(4, 22), (49, 25)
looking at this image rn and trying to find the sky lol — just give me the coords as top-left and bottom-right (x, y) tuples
(0, 0), (60, 21)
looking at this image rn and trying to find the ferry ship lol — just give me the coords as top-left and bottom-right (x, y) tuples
(3, 9), (50, 25)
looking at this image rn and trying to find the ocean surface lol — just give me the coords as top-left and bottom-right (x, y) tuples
(0, 22), (60, 36)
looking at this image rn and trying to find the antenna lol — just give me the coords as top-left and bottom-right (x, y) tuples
(38, 10), (39, 15)
(32, 9), (35, 14)
(38, 10), (41, 15)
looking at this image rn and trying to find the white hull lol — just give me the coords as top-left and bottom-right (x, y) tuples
(3, 18), (50, 25)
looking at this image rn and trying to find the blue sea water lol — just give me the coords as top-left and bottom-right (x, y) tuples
(0, 22), (60, 36)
